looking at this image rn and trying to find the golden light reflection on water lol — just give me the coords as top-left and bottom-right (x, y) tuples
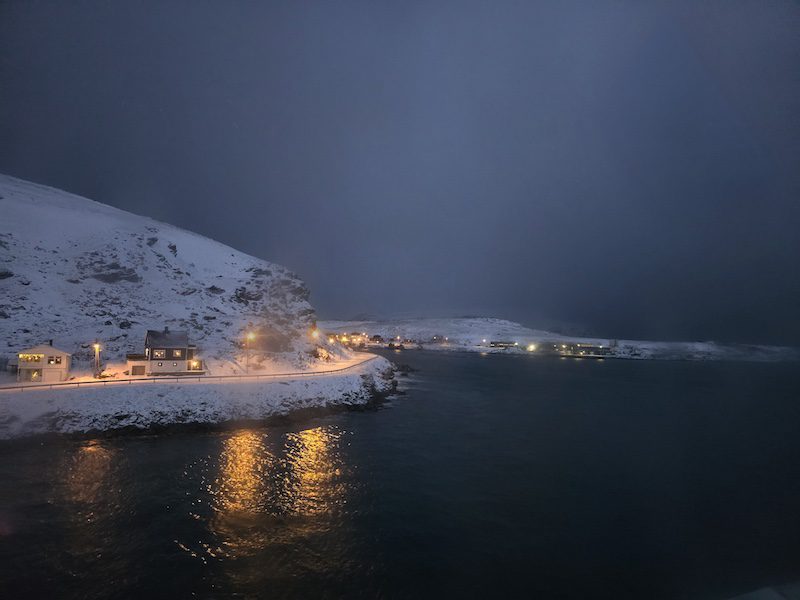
(282, 427), (347, 516)
(52, 439), (123, 574)
(213, 429), (274, 514)
(204, 425), (352, 567)
(62, 440), (115, 507)
(210, 426), (347, 518)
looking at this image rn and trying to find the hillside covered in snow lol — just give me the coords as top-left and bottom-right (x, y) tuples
(0, 175), (320, 373)
(320, 317), (800, 361)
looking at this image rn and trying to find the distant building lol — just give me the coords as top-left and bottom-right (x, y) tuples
(556, 342), (613, 358)
(126, 327), (205, 376)
(489, 341), (518, 349)
(17, 341), (71, 382)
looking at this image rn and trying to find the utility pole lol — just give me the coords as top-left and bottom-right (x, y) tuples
(245, 331), (255, 374)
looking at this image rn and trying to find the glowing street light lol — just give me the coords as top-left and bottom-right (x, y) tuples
(93, 342), (101, 377)
(527, 344), (536, 352)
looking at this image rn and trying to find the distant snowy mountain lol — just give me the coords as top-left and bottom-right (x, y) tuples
(0, 175), (318, 372)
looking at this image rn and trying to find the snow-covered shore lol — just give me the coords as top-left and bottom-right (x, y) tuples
(0, 355), (395, 439)
(320, 317), (799, 362)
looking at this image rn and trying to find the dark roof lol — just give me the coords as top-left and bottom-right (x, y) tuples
(145, 329), (189, 348)
(126, 353), (147, 360)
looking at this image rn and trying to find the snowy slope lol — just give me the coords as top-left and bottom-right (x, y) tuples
(0, 175), (318, 372)
(320, 317), (799, 361)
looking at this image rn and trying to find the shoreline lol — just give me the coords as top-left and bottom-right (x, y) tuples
(0, 354), (396, 440)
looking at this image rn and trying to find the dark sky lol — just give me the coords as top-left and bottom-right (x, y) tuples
(1, 1), (798, 344)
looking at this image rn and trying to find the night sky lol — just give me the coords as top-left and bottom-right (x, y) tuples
(1, 1), (798, 344)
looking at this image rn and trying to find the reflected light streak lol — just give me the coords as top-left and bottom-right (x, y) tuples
(283, 426), (346, 516)
(63, 440), (115, 506)
(207, 425), (351, 566)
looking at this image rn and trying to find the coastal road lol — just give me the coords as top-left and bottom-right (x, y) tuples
(0, 354), (381, 394)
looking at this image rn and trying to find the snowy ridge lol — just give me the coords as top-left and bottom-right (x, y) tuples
(320, 317), (799, 361)
(0, 174), (318, 372)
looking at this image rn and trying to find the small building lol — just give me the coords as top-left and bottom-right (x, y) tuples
(489, 341), (518, 349)
(556, 342), (613, 358)
(126, 327), (205, 376)
(17, 341), (71, 382)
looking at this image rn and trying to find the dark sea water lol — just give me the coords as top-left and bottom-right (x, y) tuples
(1, 350), (800, 599)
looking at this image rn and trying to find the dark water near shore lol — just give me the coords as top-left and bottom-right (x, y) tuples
(1, 351), (800, 599)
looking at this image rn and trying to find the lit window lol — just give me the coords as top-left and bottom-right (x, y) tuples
(55, 356), (62, 365)
(153, 349), (166, 359)
(172, 349), (183, 358)
(48, 356), (55, 365)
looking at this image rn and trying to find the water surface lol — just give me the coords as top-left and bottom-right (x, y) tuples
(1, 351), (799, 599)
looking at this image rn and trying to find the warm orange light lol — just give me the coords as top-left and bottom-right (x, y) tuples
(93, 343), (101, 351)
(311, 329), (320, 339)
(246, 332), (256, 342)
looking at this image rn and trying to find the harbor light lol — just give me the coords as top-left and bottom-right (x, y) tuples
(527, 344), (536, 352)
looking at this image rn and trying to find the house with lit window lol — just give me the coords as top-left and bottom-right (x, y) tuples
(125, 327), (205, 376)
(17, 341), (72, 382)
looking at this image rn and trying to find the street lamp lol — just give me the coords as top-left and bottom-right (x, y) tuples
(93, 342), (101, 377)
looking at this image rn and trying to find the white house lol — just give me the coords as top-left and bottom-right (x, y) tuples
(17, 341), (72, 382)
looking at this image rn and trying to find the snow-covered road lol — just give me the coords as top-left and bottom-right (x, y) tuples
(0, 354), (395, 438)
(0, 354), (380, 394)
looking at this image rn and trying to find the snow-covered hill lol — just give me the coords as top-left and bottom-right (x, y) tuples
(0, 175), (320, 373)
(320, 317), (800, 361)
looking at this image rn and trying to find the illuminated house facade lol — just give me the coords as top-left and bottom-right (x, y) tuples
(17, 341), (71, 382)
(126, 327), (205, 376)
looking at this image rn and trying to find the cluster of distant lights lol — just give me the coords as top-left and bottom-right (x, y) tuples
(322, 334), (540, 351)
